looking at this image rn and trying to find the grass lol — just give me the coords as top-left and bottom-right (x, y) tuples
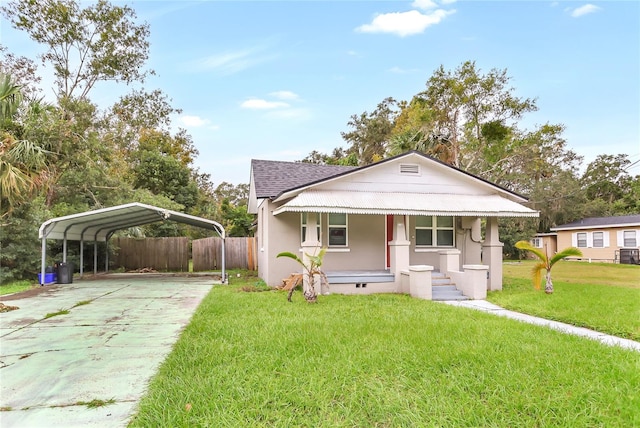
(77, 398), (116, 409)
(129, 276), (640, 427)
(0, 280), (35, 296)
(44, 309), (70, 319)
(489, 261), (640, 340)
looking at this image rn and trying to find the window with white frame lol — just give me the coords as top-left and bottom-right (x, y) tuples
(531, 237), (542, 248)
(592, 231), (604, 248)
(328, 213), (347, 246)
(415, 216), (455, 247)
(576, 232), (587, 248)
(301, 213), (322, 244)
(623, 230), (637, 248)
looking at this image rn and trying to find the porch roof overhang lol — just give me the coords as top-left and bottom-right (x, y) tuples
(272, 190), (539, 217)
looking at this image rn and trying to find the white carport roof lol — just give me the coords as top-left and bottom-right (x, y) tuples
(272, 190), (538, 217)
(39, 202), (225, 241)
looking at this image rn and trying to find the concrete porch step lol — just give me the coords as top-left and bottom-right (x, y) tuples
(432, 285), (469, 301)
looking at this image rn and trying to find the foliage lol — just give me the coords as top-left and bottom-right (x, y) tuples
(514, 240), (583, 294)
(2, 0), (152, 99)
(277, 248), (328, 303)
(340, 97), (399, 165)
(219, 198), (253, 237)
(0, 200), (50, 284)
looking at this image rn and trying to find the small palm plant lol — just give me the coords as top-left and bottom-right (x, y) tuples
(277, 248), (329, 303)
(515, 240), (582, 294)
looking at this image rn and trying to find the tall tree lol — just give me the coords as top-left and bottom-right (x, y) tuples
(581, 154), (632, 204)
(341, 97), (399, 165)
(2, 0), (152, 100)
(417, 61), (537, 169)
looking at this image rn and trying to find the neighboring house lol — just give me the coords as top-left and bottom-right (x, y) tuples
(550, 215), (640, 264)
(248, 151), (539, 299)
(530, 233), (558, 257)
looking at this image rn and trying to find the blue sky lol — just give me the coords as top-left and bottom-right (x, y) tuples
(2, 0), (639, 185)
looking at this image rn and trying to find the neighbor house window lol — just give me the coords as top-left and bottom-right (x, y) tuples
(301, 213), (321, 243)
(531, 237), (542, 248)
(415, 216), (455, 247)
(576, 232), (587, 248)
(328, 213), (347, 246)
(592, 231), (604, 248)
(623, 230), (637, 248)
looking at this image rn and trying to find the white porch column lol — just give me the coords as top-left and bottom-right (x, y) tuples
(482, 217), (504, 291)
(439, 249), (461, 274)
(301, 213), (323, 294)
(409, 265), (433, 300)
(389, 215), (410, 290)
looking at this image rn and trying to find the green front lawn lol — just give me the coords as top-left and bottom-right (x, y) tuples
(488, 261), (640, 340)
(129, 276), (640, 427)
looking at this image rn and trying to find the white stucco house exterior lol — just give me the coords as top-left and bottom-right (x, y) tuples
(248, 151), (539, 300)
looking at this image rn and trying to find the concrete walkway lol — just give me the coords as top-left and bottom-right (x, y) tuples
(440, 299), (640, 352)
(0, 275), (216, 428)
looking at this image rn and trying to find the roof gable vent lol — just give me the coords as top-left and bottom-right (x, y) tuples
(399, 163), (420, 175)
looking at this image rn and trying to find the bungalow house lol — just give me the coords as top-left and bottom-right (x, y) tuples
(248, 151), (539, 299)
(550, 214), (640, 264)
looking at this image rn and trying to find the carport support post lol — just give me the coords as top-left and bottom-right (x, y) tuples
(63, 234), (67, 263)
(80, 240), (84, 277)
(221, 237), (226, 283)
(105, 240), (109, 273)
(40, 238), (47, 286)
(94, 241), (98, 275)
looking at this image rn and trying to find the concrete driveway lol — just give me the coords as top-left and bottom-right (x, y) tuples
(0, 274), (216, 428)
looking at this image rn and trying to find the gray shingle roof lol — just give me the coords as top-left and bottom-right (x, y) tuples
(251, 159), (356, 198)
(552, 214), (640, 230)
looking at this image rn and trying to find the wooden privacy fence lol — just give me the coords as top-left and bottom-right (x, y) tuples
(112, 237), (257, 272)
(112, 237), (190, 272)
(192, 237), (257, 271)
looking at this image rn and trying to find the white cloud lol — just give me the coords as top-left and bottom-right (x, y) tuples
(570, 4), (601, 17)
(355, 9), (455, 37)
(413, 0), (455, 9)
(269, 90), (299, 100)
(241, 98), (290, 109)
(412, 0), (438, 10)
(179, 115), (211, 127)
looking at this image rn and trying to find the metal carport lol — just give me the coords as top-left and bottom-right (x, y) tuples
(38, 202), (226, 284)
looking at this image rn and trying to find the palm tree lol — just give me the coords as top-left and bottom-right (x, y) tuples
(515, 240), (582, 294)
(0, 74), (49, 217)
(0, 73), (23, 122)
(277, 248), (329, 303)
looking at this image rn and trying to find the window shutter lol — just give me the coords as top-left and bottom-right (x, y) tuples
(586, 233), (593, 248)
(617, 231), (624, 247)
(571, 233), (577, 247)
(603, 231), (610, 248)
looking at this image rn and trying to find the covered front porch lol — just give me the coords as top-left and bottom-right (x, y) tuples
(275, 191), (537, 300)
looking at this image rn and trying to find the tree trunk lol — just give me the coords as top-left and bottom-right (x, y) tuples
(544, 271), (554, 294)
